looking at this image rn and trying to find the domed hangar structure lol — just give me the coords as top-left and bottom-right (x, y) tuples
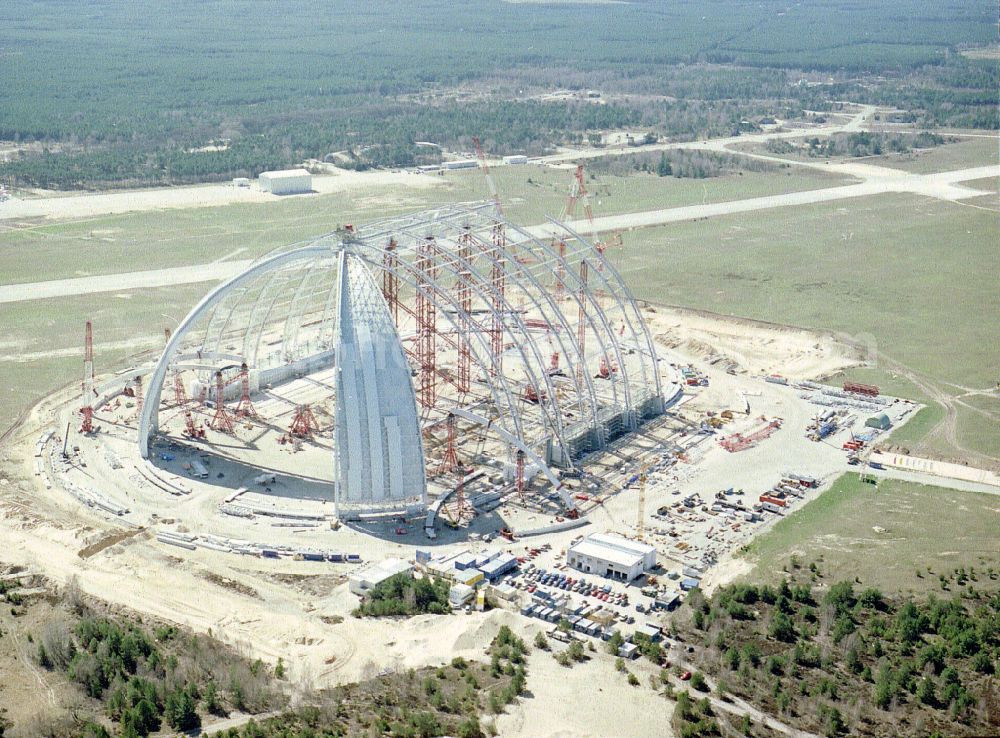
(138, 202), (676, 518)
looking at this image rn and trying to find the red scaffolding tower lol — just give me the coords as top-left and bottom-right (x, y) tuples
(576, 260), (588, 384)
(234, 362), (257, 418)
(438, 413), (461, 475)
(456, 227), (473, 394)
(415, 236), (437, 409)
(183, 411), (205, 439)
(491, 224), (506, 375)
(289, 404), (319, 438)
(209, 370), (234, 433)
(172, 373), (187, 405)
(382, 237), (399, 325)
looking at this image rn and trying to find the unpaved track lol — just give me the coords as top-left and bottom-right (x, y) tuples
(877, 351), (1000, 469)
(0, 169), (442, 222)
(0, 163), (995, 306)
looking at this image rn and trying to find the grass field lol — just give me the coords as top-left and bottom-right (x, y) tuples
(619, 191), (1000, 462)
(958, 176), (999, 195)
(620, 193), (999, 389)
(0, 163), (853, 286)
(730, 134), (998, 175)
(740, 474), (1000, 595)
(0, 284), (212, 434)
(869, 135), (998, 174)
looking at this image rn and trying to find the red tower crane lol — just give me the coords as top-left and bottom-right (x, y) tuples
(472, 136), (503, 215)
(80, 320), (95, 433)
(576, 260), (589, 384)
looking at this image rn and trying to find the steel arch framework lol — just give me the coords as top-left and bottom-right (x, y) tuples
(138, 203), (672, 475)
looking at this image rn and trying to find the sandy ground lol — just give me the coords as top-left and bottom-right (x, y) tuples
(2, 161), (995, 306)
(0, 301), (914, 735)
(495, 647), (675, 738)
(0, 169), (444, 221)
(644, 304), (862, 380)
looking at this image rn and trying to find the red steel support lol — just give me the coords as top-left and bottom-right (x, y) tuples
(289, 403), (319, 437)
(80, 320), (95, 433)
(457, 228), (473, 394)
(438, 412), (460, 475)
(172, 373), (187, 405)
(183, 411), (205, 439)
(235, 362), (257, 418)
(210, 370), (234, 433)
(416, 236), (437, 409)
(576, 260), (588, 384)
(491, 224), (506, 376)
(382, 237), (399, 325)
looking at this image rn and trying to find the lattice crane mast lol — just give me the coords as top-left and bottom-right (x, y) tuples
(80, 320), (95, 433)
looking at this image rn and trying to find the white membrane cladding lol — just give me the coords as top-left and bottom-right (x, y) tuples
(333, 251), (426, 509)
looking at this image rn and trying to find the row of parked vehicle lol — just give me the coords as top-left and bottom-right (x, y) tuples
(515, 566), (630, 607)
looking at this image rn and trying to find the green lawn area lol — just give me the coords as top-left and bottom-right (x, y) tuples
(740, 474), (1000, 595)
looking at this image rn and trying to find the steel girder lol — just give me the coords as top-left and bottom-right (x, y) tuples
(138, 203), (664, 465)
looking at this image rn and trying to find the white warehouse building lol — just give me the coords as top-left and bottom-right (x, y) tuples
(566, 533), (656, 582)
(349, 558), (413, 596)
(259, 168), (312, 195)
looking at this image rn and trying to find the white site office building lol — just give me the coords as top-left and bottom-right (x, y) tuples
(259, 168), (312, 195)
(567, 533), (656, 582)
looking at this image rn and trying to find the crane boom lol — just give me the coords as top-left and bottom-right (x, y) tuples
(472, 136), (503, 215)
(636, 462), (650, 542)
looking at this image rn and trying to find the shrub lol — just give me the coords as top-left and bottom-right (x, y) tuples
(770, 611), (796, 643)
(607, 631), (625, 655)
